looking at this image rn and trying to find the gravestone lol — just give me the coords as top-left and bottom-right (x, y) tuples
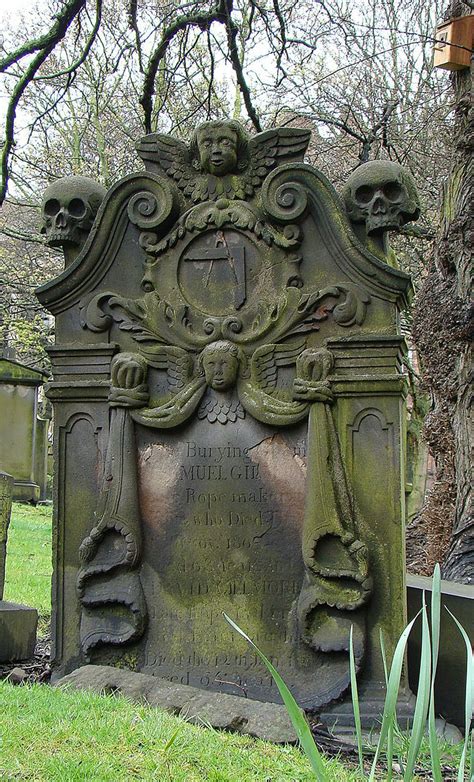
(34, 397), (53, 502)
(407, 574), (473, 730)
(37, 121), (420, 725)
(0, 471), (38, 662)
(0, 472), (13, 597)
(0, 358), (48, 502)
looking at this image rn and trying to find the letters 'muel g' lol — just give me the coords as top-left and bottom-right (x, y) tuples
(37, 121), (419, 722)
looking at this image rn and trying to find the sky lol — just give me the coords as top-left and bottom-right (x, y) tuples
(1, 0), (32, 13)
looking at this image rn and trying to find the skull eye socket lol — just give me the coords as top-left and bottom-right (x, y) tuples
(354, 185), (373, 204)
(383, 182), (402, 201)
(68, 198), (87, 218)
(44, 199), (60, 216)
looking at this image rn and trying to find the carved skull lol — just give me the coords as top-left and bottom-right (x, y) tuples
(41, 176), (106, 249)
(342, 161), (420, 236)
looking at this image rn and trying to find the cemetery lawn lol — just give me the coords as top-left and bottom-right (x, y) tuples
(1, 505), (466, 781)
(0, 681), (362, 782)
(0, 682), (465, 782)
(3, 503), (52, 633)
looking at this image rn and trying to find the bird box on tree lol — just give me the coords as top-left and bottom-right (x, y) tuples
(433, 15), (473, 71)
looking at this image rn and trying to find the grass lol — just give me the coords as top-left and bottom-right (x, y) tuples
(3, 503), (52, 633)
(0, 681), (359, 782)
(0, 504), (468, 780)
(1, 679), (463, 781)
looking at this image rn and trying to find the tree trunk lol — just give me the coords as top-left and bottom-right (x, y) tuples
(412, 1), (473, 583)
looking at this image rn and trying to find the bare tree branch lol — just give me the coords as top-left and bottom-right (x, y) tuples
(0, 0), (85, 72)
(35, 0), (102, 81)
(127, 0), (144, 73)
(1, 0), (87, 205)
(140, 1), (228, 133)
(223, 0), (261, 131)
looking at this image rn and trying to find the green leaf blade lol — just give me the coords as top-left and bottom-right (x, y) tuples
(349, 625), (364, 777)
(404, 595), (432, 780)
(224, 613), (328, 781)
(446, 608), (473, 782)
(369, 613), (420, 781)
(428, 565), (443, 782)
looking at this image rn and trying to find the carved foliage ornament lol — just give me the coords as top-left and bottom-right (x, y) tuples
(79, 280), (369, 431)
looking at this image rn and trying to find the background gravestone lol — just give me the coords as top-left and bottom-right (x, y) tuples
(34, 398), (53, 502)
(0, 472), (13, 598)
(0, 357), (49, 503)
(37, 120), (419, 726)
(407, 574), (473, 730)
(0, 470), (38, 662)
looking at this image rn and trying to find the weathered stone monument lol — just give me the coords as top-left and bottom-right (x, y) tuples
(0, 472), (13, 595)
(0, 471), (38, 662)
(0, 357), (49, 502)
(37, 121), (420, 726)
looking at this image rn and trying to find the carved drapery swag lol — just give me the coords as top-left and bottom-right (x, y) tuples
(294, 349), (372, 670)
(76, 357), (147, 658)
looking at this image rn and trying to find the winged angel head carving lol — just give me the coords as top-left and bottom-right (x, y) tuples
(190, 120), (247, 177)
(199, 340), (242, 391)
(136, 121), (310, 203)
(112, 337), (312, 429)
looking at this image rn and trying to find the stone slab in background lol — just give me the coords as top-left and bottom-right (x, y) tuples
(0, 601), (38, 662)
(0, 358), (47, 504)
(56, 664), (297, 744)
(0, 471), (13, 600)
(320, 682), (416, 734)
(407, 574), (473, 730)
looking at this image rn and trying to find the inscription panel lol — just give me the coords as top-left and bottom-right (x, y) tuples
(136, 410), (330, 701)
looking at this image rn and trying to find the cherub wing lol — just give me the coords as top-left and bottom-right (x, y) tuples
(136, 133), (194, 192)
(250, 339), (306, 391)
(139, 344), (194, 390)
(244, 128), (311, 195)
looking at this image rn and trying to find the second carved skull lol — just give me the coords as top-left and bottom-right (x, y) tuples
(41, 175), (106, 253)
(343, 160), (420, 236)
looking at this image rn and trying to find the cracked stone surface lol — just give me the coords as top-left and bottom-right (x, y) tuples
(56, 665), (297, 744)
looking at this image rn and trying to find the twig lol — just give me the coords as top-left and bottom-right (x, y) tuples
(0, 0), (87, 205)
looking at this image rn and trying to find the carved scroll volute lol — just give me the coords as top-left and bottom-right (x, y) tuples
(293, 348), (372, 681)
(261, 165), (309, 228)
(127, 176), (182, 251)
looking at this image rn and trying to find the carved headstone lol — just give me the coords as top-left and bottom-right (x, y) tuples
(37, 120), (418, 725)
(0, 470), (38, 662)
(0, 358), (48, 503)
(0, 472), (13, 599)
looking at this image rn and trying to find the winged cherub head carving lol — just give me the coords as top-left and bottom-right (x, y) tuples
(137, 122), (311, 203)
(199, 340), (242, 391)
(189, 120), (249, 177)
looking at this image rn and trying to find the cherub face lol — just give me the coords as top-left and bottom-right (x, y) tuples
(202, 349), (239, 391)
(196, 125), (238, 176)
